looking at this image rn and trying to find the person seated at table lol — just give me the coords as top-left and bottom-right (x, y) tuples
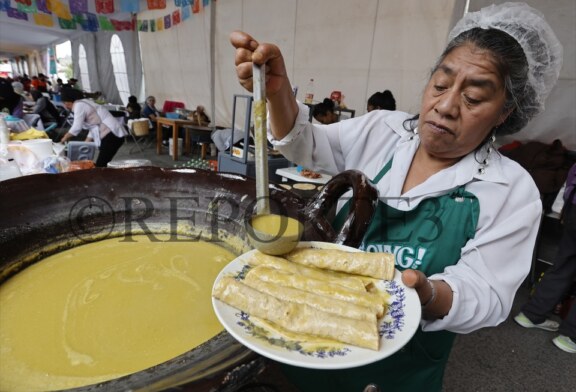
(190, 105), (210, 126)
(126, 95), (142, 120)
(143, 95), (172, 146)
(30, 90), (61, 131)
(64, 78), (80, 90)
(312, 98), (339, 124)
(62, 78), (101, 100)
(37, 74), (51, 93)
(52, 78), (64, 94)
(366, 89), (396, 112)
(59, 88), (128, 167)
(11, 81), (33, 102)
(0, 78), (24, 118)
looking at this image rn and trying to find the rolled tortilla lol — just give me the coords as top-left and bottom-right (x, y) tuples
(245, 251), (367, 291)
(213, 277), (379, 350)
(247, 265), (385, 317)
(243, 273), (378, 322)
(285, 248), (395, 280)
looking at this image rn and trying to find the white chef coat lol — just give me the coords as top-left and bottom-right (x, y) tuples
(68, 99), (127, 146)
(269, 102), (542, 334)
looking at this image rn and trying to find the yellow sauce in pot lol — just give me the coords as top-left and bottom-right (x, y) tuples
(0, 235), (235, 391)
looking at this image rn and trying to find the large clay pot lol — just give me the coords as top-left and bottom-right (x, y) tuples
(0, 167), (378, 391)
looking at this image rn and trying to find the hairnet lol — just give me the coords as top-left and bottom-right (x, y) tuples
(448, 2), (563, 114)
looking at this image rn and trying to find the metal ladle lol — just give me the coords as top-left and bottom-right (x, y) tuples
(248, 64), (303, 255)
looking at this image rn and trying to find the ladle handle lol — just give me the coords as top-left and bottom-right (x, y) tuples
(303, 170), (379, 248)
(253, 64), (270, 215)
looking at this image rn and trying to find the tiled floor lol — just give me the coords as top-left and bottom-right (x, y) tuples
(111, 137), (215, 168)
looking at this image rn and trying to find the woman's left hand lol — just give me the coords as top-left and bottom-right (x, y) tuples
(402, 269), (453, 320)
(402, 269), (434, 305)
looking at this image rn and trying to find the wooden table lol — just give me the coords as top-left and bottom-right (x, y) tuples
(181, 125), (213, 159)
(155, 117), (198, 160)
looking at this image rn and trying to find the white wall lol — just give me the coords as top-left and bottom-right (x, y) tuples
(139, 0), (456, 123)
(138, 0), (575, 150)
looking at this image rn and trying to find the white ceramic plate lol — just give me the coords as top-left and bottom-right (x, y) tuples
(275, 167), (332, 184)
(212, 241), (421, 369)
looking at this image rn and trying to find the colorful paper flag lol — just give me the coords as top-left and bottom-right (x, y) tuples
(181, 5), (191, 20)
(52, 0), (72, 19)
(150, 19), (156, 32)
(192, 0), (200, 13)
(16, 0), (36, 13)
(96, 0), (114, 14)
(58, 17), (76, 29)
(98, 16), (114, 30)
(138, 20), (149, 32)
(120, 0), (140, 13)
(33, 12), (54, 27)
(164, 15), (171, 29)
(14, 0), (32, 6)
(111, 18), (133, 31)
(172, 10), (181, 25)
(147, 0), (166, 10)
(0, 0), (11, 12)
(69, 0), (88, 15)
(7, 7), (28, 20)
(203, 0), (210, 6)
(156, 17), (164, 30)
(36, 0), (52, 14)
(75, 12), (98, 32)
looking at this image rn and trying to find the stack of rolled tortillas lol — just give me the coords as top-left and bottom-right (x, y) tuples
(213, 248), (395, 350)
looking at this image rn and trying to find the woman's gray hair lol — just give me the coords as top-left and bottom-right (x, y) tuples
(445, 2), (563, 135)
(146, 96), (156, 104)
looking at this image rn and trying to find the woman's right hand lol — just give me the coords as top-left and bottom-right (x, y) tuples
(230, 31), (299, 139)
(229, 31), (289, 99)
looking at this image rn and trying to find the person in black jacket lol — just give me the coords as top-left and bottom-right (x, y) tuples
(30, 90), (61, 128)
(126, 95), (142, 120)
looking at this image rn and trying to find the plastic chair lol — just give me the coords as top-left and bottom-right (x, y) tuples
(44, 123), (58, 133)
(162, 101), (185, 114)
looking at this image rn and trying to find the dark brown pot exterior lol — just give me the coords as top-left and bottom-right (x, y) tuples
(0, 167), (378, 391)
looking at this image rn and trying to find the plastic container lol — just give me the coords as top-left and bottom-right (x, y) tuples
(169, 138), (183, 157)
(304, 78), (314, 104)
(0, 117), (9, 157)
(22, 139), (54, 161)
(0, 160), (22, 181)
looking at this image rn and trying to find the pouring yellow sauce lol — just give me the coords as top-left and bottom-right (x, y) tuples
(0, 235), (235, 391)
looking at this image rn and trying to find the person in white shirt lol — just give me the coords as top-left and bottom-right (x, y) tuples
(59, 88), (127, 167)
(230, 2), (563, 391)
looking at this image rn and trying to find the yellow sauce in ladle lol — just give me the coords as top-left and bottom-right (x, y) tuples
(0, 235), (235, 391)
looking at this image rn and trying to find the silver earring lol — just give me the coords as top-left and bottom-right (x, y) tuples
(477, 133), (496, 175)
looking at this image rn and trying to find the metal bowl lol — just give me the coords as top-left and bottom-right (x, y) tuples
(0, 167), (377, 391)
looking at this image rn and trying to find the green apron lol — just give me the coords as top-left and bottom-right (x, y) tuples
(282, 158), (479, 391)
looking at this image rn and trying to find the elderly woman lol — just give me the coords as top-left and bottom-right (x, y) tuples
(142, 95), (169, 145)
(230, 2), (562, 391)
(59, 88), (127, 167)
